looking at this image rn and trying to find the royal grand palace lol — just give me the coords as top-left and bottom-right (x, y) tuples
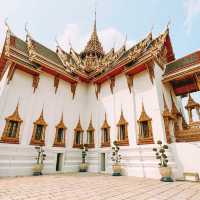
(0, 15), (200, 179)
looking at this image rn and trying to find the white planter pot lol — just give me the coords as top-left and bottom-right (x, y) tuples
(79, 163), (88, 172)
(159, 166), (173, 182)
(112, 163), (122, 176)
(32, 164), (44, 176)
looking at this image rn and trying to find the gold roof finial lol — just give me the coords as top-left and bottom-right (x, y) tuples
(82, 6), (104, 57)
(5, 18), (11, 33)
(25, 22), (33, 40)
(185, 93), (199, 109)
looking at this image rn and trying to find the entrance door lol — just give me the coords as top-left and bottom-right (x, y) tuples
(56, 153), (63, 171)
(101, 153), (106, 172)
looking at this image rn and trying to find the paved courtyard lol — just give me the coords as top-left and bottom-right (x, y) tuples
(0, 173), (200, 200)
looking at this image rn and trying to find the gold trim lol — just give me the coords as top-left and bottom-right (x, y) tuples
(86, 115), (95, 148)
(53, 113), (67, 147)
(73, 116), (84, 148)
(0, 103), (23, 144)
(146, 62), (155, 84)
(71, 82), (77, 100)
(137, 102), (154, 145)
(101, 113), (110, 147)
(110, 77), (115, 94)
(95, 83), (101, 100)
(30, 109), (47, 146)
(7, 63), (16, 84)
(126, 74), (133, 93)
(54, 76), (59, 94)
(116, 109), (129, 146)
(32, 74), (40, 93)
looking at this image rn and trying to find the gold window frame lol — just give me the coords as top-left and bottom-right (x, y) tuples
(0, 103), (23, 144)
(53, 114), (67, 147)
(116, 110), (129, 146)
(137, 103), (154, 145)
(73, 117), (84, 148)
(30, 109), (47, 146)
(101, 113), (110, 147)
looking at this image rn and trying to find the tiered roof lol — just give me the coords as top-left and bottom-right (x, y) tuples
(0, 18), (175, 84)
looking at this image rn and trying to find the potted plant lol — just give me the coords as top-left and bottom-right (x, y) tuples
(153, 140), (173, 182)
(32, 146), (46, 176)
(111, 141), (122, 176)
(79, 144), (88, 172)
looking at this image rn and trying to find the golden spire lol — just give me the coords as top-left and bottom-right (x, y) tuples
(56, 113), (66, 129)
(6, 102), (23, 122)
(185, 93), (199, 109)
(82, 9), (104, 57)
(101, 112), (110, 129)
(74, 115), (83, 132)
(35, 108), (47, 126)
(138, 102), (151, 122)
(117, 107), (128, 126)
(87, 113), (95, 131)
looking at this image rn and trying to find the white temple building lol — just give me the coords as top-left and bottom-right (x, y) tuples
(0, 15), (200, 179)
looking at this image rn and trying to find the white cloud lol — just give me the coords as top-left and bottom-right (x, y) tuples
(58, 24), (135, 53)
(184, 0), (200, 34)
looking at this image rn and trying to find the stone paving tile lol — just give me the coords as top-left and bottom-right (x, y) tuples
(0, 173), (200, 200)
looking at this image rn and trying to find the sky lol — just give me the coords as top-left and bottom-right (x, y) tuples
(0, 0), (199, 120)
(0, 0), (200, 57)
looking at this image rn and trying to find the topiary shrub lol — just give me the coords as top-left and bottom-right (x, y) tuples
(153, 140), (169, 167)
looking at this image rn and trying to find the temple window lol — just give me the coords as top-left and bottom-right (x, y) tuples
(73, 117), (83, 148)
(86, 116), (95, 148)
(35, 125), (44, 140)
(30, 109), (47, 146)
(53, 114), (66, 147)
(101, 113), (110, 147)
(75, 131), (81, 145)
(116, 109), (129, 146)
(140, 121), (149, 138)
(0, 103), (23, 144)
(57, 128), (64, 142)
(119, 124), (126, 140)
(137, 103), (154, 145)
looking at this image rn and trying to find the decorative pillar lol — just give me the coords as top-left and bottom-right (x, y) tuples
(54, 76), (59, 94)
(95, 83), (101, 100)
(32, 74), (40, 93)
(125, 74), (133, 93)
(146, 61), (155, 84)
(110, 77), (115, 94)
(7, 63), (16, 84)
(71, 82), (77, 100)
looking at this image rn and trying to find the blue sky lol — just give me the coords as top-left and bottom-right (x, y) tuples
(0, 0), (200, 58)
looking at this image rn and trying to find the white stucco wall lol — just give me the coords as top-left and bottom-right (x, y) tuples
(0, 62), (200, 179)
